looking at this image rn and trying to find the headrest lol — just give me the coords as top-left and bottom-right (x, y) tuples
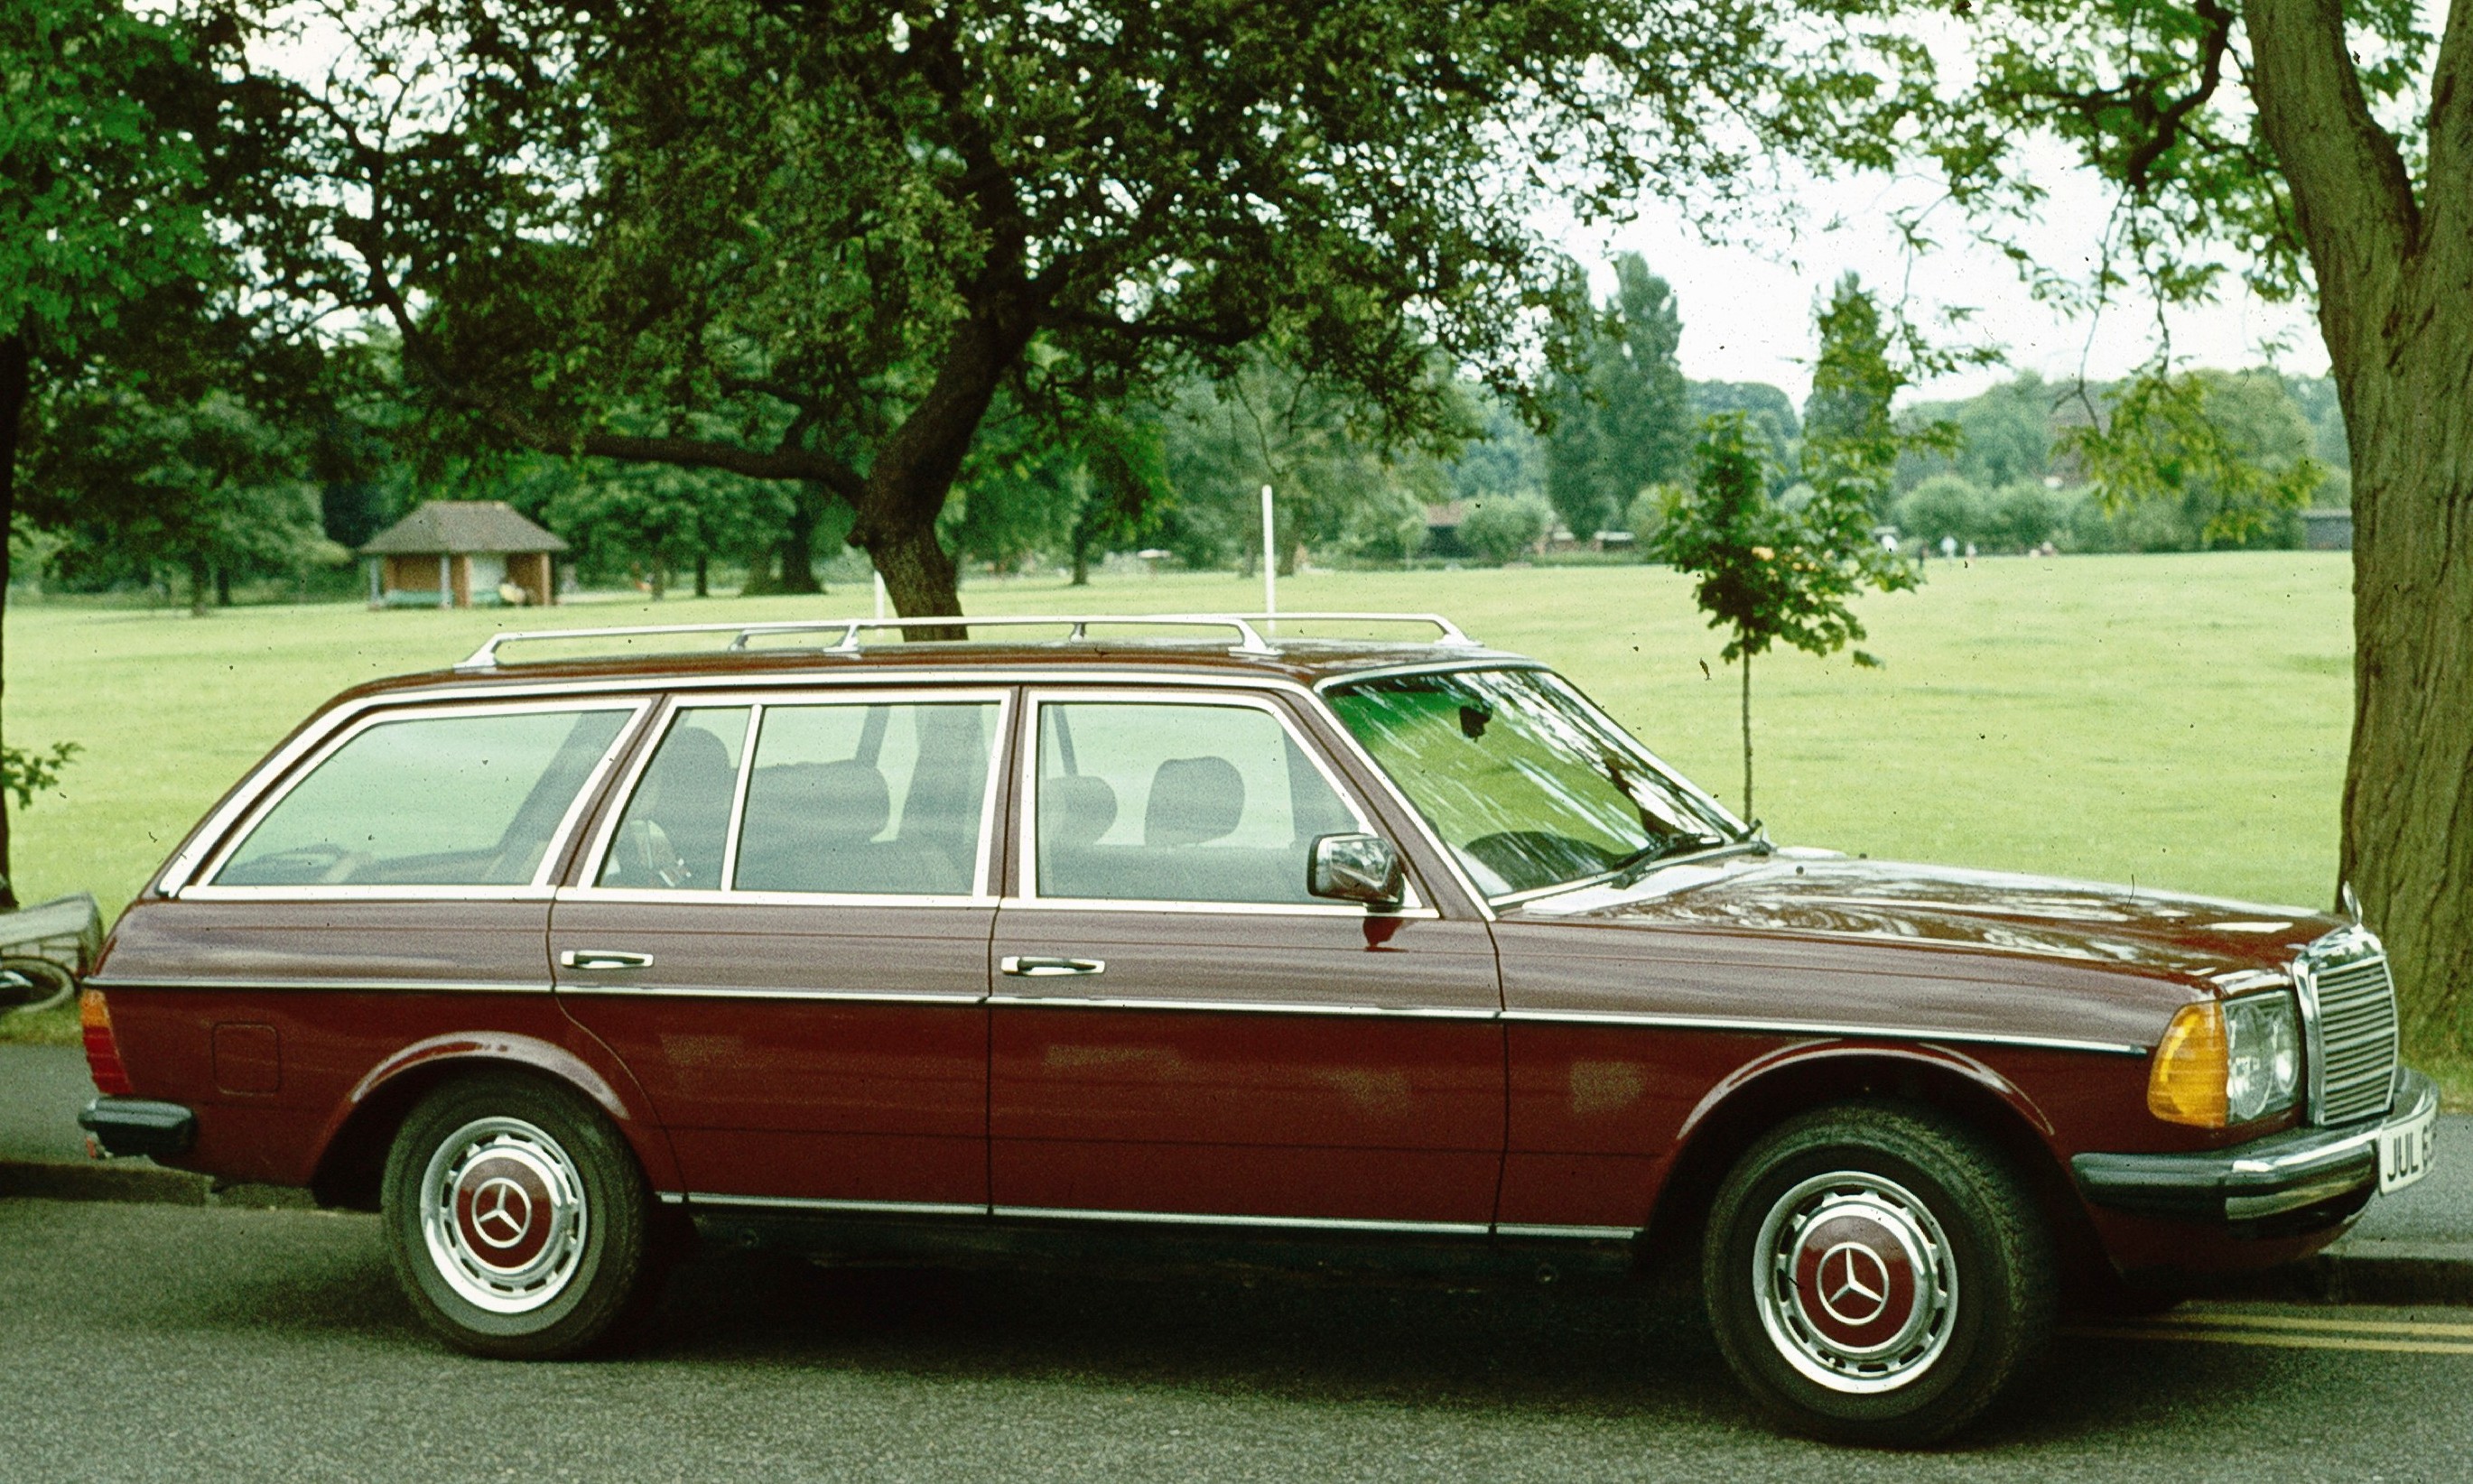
(747, 760), (889, 845)
(646, 724), (733, 798)
(1039, 774), (1118, 849)
(1144, 756), (1244, 847)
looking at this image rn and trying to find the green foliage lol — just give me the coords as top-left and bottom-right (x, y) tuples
(1687, 381), (1801, 470)
(1545, 255), (1692, 539)
(27, 387), (335, 607)
(1456, 495), (1555, 565)
(2069, 370), (2321, 550)
(1658, 414), (1916, 667)
(0, 0), (211, 356)
(519, 459), (794, 596)
(1157, 357), (1449, 573)
(1898, 474), (1991, 550)
(235, 0), (1822, 610)
(0, 741), (79, 812)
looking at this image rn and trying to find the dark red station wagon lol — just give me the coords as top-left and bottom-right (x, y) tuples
(75, 613), (2436, 1442)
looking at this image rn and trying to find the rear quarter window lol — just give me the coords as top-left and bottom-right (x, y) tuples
(211, 706), (635, 888)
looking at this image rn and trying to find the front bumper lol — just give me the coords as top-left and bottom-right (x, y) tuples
(78, 1097), (197, 1160)
(2073, 1067), (2437, 1226)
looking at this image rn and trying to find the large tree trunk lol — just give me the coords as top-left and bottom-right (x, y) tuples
(2338, 329), (2473, 1048)
(0, 332), (24, 910)
(2248, 0), (2473, 1046)
(848, 298), (1037, 638)
(774, 491), (823, 595)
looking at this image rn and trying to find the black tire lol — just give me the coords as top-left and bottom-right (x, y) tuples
(381, 1072), (660, 1359)
(1702, 1101), (2055, 1446)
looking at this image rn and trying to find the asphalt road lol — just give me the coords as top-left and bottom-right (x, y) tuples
(5, 1198), (2471, 1483)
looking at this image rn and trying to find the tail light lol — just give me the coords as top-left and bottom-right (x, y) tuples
(80, 988), (133, 1096)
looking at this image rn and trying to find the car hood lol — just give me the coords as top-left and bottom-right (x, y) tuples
(1512, 849), (2338, 986)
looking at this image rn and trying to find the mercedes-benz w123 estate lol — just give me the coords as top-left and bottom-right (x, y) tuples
(75, 612), (2435, 1443)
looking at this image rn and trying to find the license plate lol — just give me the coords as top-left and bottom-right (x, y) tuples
(2379, 1099), (2437, 1194)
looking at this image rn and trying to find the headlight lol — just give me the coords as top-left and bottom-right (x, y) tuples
(2148, 992), (2302, 1128)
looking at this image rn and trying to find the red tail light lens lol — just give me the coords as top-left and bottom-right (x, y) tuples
(80, 988), (133, 1096)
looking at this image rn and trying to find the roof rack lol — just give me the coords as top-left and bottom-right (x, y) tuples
(453, 610), (1481, 672)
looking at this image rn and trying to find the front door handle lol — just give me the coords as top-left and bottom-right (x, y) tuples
(561, 950), (655, 971)
(999, 956), (1105, 978)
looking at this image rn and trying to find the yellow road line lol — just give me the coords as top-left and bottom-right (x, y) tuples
(2068, 1326), (2473, 1356)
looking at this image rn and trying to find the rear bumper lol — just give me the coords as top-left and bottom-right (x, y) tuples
(78, 1097), (197, 1160)
(2073, 1068), (2437, 1226)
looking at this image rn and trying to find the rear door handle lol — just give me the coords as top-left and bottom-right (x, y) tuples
(999, 956), (1104, 978)
(560, 950), (655, 971)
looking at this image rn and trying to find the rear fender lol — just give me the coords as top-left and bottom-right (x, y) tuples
(309, 1031), (680, 1208)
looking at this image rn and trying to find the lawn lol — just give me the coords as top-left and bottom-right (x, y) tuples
(3, 552), (2356, 1036)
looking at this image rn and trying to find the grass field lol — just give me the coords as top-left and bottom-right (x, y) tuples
(2, 552), (2359, 1043)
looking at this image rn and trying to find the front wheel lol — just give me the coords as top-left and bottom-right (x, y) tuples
(1703, 1102), (2054, 1446)
(382, 1073), (660, 1359)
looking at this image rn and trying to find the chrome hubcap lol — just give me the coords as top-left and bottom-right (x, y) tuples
(420, 1117), (589, 1315)
(1752, 1169), (1957, 1393)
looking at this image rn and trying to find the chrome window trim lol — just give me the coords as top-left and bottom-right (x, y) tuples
(1493, 1223), (1638, 1241)
(81, 977), (553, 995)
(178, 697), (655, 901)
(567, 686), (1013, 905)
(997, 895), (1437, 920)
(1017, 688), (1425, 913)
(153, 669), (1314, 895)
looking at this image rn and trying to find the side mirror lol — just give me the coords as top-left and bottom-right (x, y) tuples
(1307, 833), (1407, 911)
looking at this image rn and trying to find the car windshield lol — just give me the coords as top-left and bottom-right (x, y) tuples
(1325, 667), (1744, 900)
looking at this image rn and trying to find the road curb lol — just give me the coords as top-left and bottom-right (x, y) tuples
(0, 1158), (313, 1210)
(2302, 1239), (2473, 1307)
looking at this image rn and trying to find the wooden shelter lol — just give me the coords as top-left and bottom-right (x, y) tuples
(359, 502), (568, 608)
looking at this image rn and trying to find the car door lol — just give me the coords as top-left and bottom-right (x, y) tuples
(551, 686), (1009, 1211)
(988, 688), (1503, 1228)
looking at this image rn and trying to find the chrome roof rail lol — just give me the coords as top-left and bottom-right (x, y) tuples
(455, 614), (1297, 670)
(1228, 612), (1480, 646)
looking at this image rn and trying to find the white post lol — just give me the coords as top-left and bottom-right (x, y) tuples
(873, 570), (888, 620)
(436, 553), (451, 610)
(1260, 483), (1277, 624)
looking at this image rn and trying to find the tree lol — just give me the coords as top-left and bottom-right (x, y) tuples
(0, 0), (215, 907)
(1545, 255), (1693, 537)
(1157, 357), (1445, 574)
(2069, 369), (2321, 552)
(1689, 381), (1802, 470)
(1650, 413), (1916, 820)
(236, 0), (1803, 629)
(1815, 0), (2473, 1047)
(1801, 274), (1899, 519)
(29, 386), (333, 613)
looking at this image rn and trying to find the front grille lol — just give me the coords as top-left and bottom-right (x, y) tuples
(2300, 934), (2400, 1126)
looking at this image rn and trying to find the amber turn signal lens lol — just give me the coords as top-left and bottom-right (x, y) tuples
(2148, 1001), (2229, 1127)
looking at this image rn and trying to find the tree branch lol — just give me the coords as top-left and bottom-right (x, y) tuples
(2423, 0), (2473, 242)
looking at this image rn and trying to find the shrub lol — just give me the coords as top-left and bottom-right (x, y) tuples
(1457, 493), (1554, 563)
(1896, 473), (1990, 548)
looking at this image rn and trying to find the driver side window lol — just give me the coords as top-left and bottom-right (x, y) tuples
(1031, 700), (1360, 904)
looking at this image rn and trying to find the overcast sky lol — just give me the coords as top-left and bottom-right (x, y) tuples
(1545, 0), (2375, 417)
(1562, 149), (2328, 409)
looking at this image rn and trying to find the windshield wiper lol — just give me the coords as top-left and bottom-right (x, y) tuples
(1604, 832), (1731, 886)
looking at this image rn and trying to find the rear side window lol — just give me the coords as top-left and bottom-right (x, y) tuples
(733, 700), (998, 895)
(214, 707), (634, 887)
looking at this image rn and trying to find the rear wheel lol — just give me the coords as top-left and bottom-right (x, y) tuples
(1703, 1102), (2054, 1446)
(382, 1073), (659, 1359)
